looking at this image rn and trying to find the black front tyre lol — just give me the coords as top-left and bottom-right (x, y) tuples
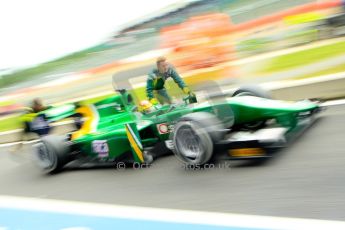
(33, 135), (70, 174)
(171, 112), (225, 166)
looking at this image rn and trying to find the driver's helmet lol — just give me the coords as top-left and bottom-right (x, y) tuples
(139, 100), (156, 114)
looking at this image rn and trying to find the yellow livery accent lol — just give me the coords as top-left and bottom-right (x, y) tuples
(125, 125), (144, 163)
(71, 106), (97, 140)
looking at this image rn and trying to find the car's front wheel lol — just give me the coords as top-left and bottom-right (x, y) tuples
(171, 112), (225, 166)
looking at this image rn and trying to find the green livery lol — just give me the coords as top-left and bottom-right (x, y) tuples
(33, 86), (320, 173)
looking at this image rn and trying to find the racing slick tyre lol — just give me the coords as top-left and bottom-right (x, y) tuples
(33, 135), (71, 174)
(171, 112), (225, 166)
(233, 85), (272, 130)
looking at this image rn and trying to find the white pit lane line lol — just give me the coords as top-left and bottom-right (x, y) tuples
(320, 98), (345, 107)
(0, 195), (344, 230)
(0, 140), (40, 148)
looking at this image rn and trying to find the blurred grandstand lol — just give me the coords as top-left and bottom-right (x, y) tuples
(1, 0), (345, 113)
(1, 0), (344, 89)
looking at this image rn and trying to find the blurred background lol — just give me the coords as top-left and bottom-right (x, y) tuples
(1, 0), (345, 133)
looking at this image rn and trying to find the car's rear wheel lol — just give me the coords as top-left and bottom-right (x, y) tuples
(171, 112), (225, 166)
(33, 135), (70, 174)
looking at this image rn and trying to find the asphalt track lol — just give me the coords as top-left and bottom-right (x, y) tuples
(0, 104), (345, 221)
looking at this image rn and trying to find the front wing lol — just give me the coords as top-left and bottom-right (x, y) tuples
(216, 111), (320, 160)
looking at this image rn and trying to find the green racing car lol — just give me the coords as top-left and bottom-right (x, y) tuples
(33, 86), (321, 173)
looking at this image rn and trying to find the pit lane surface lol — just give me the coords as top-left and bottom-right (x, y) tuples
(0, 104), (345, 221)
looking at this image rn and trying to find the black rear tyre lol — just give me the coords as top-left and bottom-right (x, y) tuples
(33, 135), (70, 174)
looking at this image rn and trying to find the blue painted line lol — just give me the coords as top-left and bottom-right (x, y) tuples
(0, 208), (269, 230)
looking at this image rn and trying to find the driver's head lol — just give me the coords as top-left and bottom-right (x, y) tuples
(139, 100), (155, 114)
(156, 56), (169, 74)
